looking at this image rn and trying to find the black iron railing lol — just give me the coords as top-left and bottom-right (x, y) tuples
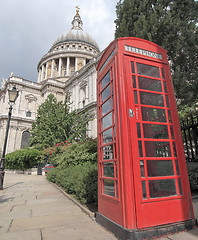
(181, 115), (198, 162)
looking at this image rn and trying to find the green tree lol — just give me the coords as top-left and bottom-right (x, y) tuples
(5, 148), (42, 170)
(115, 0), (198, 109)
(30, 94), (89, 148)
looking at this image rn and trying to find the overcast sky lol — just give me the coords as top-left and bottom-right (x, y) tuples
(0, 0), (118, 87)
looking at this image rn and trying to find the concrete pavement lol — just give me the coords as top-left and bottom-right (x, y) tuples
(0, 173), (197, 240)
(0, 173), (116, 240)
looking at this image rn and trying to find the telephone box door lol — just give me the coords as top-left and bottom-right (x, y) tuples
(124, 56), (193, 229)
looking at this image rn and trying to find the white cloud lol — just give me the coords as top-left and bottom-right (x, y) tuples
(0, 0), (118, 84)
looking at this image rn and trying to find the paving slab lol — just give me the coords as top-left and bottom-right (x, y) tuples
(0, 173), (117, 240)
(160, 227), (198, 240)
(0, 229), (41, 240)
(42, 222), (116, 240)
(0, 173), (197, 240)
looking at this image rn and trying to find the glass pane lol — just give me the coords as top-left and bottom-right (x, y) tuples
(114, 126), (116, 141)
(166, 95), (170, 107)
(140, 92), (164, 107)
(103, 128), (113, 144)
(137, 123), (141, 138)
(102, 98), (112, 116)
(101, 71), (110, 90)
(102, 84), (111, 102)
(141, 107), (166, 122)
(134, 91), (138, 104)
(161, 68), (165, 79)
(133, 75), (136, 88)
(142, 181), (147, 199)
(103, 162), (114, 177)
(103, 179), (115, 197)
(131, 62), (135, 73)
(173, 142), (177, 157)
(115, 162), (117, 178)
(163, 82), (167, 93)
(114, 143), (117, 159)
(137, 63), (160, 78)
(139, 141), (143, 157)
(143, 124), (169, 139)
(178, 178), (183, 195)
(168, 110), (172, 123)
(115, 181), (118, 198)
(170, 125), (175, 139)
(138, 77), (162, 92)
(175, 160), (180, 175)
(140, 161), (145, 177)
(103, 144), (114, 160)
(21, 131), (30, 149)
(149, 179), (177, 198)
(102, 112), (112, 130)
(147, 160), (174, 177)
(145, 141), (172, 157)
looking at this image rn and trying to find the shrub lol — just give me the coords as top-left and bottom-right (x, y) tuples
(47, 162), (98, 205)
(5, 148), (42, 170)
(53, 138), (97, 167)
(188, 167), (198, 192)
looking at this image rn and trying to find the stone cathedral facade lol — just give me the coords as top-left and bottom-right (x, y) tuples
(0, 8), (101, 154)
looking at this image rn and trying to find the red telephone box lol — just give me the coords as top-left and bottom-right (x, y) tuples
(96, 37), (196, 239)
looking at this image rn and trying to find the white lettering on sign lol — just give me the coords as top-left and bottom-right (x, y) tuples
(135, 107), (139, 120)
(125, 45), (163, 60)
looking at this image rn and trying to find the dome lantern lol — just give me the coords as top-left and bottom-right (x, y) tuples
(71, 6), (83, 30)
(50, 7), (99, 51)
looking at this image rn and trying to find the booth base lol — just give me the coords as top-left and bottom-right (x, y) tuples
(95, 212), (197, 240)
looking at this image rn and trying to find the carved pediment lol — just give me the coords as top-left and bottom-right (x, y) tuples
(25, 94), (37, 103)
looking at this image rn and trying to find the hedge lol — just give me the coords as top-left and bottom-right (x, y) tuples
(51, 139), (97, 167)
(46, 162), (98, 205)
(5, 148), (42, 170)
(188, 167), (198, 192)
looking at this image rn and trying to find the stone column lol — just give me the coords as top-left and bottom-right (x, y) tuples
(66, 57), (70, 76)
(58, 58), (62, 76)
(75, 84), (79, 109)
(75, 57), (78, 72)
(51, 60), (55, 78)
(88, 75), (92, 100)
(72, 88), (74, 111)
(37, 68), (41, 83)
(41, 65), (44, 82)
(85, 84), (88, 105)
(93, 72), (97, 101)
(45, 62), (48, 79)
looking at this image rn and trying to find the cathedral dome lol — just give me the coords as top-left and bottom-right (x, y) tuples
(52, 29), (99, 51)
(37, 7), (100, 83)
(51, 8), (99, 51)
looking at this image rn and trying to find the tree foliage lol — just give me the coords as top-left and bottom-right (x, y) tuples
(5, 148), (42, 170)
(51, 138), (97, 167)
(30, 94), (89, 148)
(115, 0), (198, 109)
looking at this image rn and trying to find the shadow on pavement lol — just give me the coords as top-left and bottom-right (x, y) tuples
(4, 181), (24, 190)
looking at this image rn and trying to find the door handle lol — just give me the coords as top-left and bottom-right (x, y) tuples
(129, 109), (134, 118)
